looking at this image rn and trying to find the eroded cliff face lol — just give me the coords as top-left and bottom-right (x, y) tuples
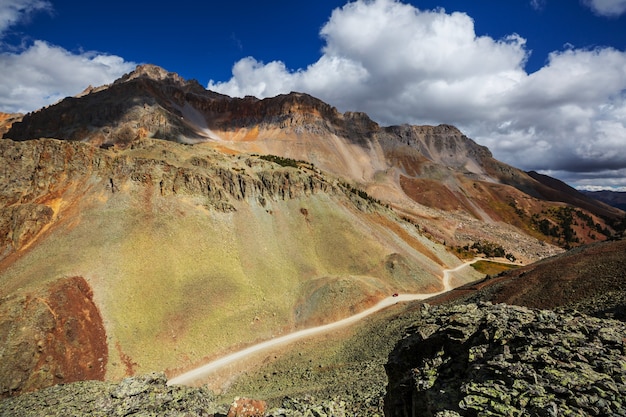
(0, 138), (337, 261)
(379, 124), (492, 172)
(4, 65), (365, 148)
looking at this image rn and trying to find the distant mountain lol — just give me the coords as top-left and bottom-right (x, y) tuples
(1, 64), (625, 397)
(581, 189), (626, 211)
(526, 171), (623, 219)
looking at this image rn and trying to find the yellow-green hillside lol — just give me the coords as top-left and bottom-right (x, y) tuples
(0, 139), (460, 381)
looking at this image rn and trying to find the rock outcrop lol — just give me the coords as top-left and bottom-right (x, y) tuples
(384, 302), (626, 416)
(227, 397), (267, 417)
(0, 372), (349, 417)
(0, 372), (221, 417)
(0, 138), (337, 261)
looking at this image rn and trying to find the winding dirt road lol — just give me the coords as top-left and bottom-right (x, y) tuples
(167, 260), (477, 386)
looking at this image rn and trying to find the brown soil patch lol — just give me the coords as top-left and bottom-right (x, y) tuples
(367, 212), (443, 266)
(489, 239), (626, 310)
(40, 277), (107, 380)
(386, 151), (428, 177)
(400, 176), (462, 212)
(0, 276), (107, 398)
(115, 342), (138, 377)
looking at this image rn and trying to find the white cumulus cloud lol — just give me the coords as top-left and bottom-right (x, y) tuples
(0, 1), (136, 114)
(0, 41), (136, 113)
(210, 0), (529, 124)
(209, 0), (626, 189)
(0, 0), (52, 35)
(582, 0), (626, 17)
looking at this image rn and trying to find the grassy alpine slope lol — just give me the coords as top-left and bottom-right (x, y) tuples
(0, 138), (460, 385)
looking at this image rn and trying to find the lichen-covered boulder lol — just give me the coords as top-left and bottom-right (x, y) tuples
(384, 302), (626, 416)
(0, 372), (223, 417)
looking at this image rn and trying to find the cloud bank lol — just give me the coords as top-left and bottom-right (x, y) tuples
(582, 0), (626, 17)
(209, 0), (626, 189)
(0, 1), (135, 114)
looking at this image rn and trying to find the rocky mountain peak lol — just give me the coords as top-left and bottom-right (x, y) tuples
(116, 64), (186, 85)
(380, 123), (493, 169)
(111, 64), (208, 96)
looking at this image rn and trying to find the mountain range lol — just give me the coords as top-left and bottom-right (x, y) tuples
(0, 64), (624, 409)
(581, 189), (626, 211)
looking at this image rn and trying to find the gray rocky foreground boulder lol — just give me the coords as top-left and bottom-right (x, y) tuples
(384, 302), (626, 416)
(0, 372), (224, 417)
(0, 372), (349, 417)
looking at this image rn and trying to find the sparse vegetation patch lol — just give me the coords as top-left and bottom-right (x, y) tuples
(530, 206), (615, 248)
(470, 260), (520, 276)
(339, 181), (383, 206)
(257, 154), (317, 170)
(455, 241), (516, 262)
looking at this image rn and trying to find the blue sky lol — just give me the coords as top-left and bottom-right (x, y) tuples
(1, 0), (626, 191)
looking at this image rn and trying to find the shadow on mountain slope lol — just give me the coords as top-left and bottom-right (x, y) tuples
(435, 238), (626, 321)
